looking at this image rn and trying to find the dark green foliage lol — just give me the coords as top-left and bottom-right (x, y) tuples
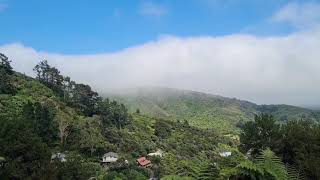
(198, 162), (220, 179)
(0, 54), (16, 94)
(240, 114), (320, 179)
(280, 120), (320, 179)
(236, 149), (288, 180)
(154, 120), (172, 139)
(161, 175), (193, 180)
(98, 99), (132, 129)
(240, 114), (282, 156)
(0, 53), (13, 75)
(21, 102), (59, 145)
(0, 69), (16, 95)
(33, 60), (64, 96)
(52, 155), (101, 180)
(33, 60), (101, 116)
(104, 168), (148, 180)
(33, 102), (59, 144)
(286, 164), (306, 180)
(71, 83), (100, 116)
(175, 155), (220, 180)
(103, 163), (149, 180)
(0, 116), (51, 179)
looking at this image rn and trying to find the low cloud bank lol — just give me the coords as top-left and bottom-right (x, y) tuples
(1, 30), (320, 106)
(1, 2), (320, 106)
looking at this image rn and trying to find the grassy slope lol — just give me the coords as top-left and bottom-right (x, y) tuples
(105, 87), (320, 133)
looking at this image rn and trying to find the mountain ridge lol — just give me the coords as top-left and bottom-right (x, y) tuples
(104, 87), (320, 132)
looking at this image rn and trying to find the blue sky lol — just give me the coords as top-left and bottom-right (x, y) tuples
(0, 0), (308, 54)
(1, 0), (320, 106)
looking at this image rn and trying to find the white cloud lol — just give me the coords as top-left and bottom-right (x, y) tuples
(272, 2), (320, 29)
(139, 2), (168, 17)
(2, 29), (320, 106)
(1, 2), (320, 106)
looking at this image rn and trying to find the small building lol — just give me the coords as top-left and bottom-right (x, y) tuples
(245, 148), (253, 159)
(137, 157), (151, 167)
(219, 151), (232, 157)
(148, 149), (164, 158)
(102, 152), (119, 163)
(0, 156), (6, 168)
(51, 153), (67, 162)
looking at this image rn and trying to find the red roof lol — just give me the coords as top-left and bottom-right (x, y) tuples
(137, 157), (151, 166)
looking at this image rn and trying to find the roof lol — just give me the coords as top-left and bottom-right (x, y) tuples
(51, 153), (67, 162)
(103, 152), (119, 158)
(137, 157), (151, 166)
(0, 156), (5, 161)
(219, 151), (232, 157)
(148, 149), (164, 157)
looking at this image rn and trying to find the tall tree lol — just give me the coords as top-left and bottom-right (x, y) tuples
(71, 83), (100, 116)
(78, 116), (105, 156)
(33, 60), (64, 96)
(280, 120), (320, 179)
(54, 109), (74, 148)
(33, 102), (58, 145)
(0, 53), (13, 75)
(0, 53), (16, 94)
(240, 114), (282, 156)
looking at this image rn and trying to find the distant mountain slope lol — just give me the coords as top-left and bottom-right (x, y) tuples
(105, 87), (320, 133)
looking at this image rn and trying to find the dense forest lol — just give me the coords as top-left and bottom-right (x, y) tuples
(1, 53), (320, 180)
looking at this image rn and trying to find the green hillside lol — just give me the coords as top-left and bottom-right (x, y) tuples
(0, 56), (242, 179)
(2, 55), (320, 179)
(106, 87), (320, 133)
(0, 69), (240, 179)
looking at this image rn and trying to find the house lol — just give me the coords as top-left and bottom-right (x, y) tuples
(219, 151), (232, 157)
(245, 148), (253, 159)
(0, 156), (6, 168)
(148, 149), (164, 158)
(137, 157), (151, 167)
(51, 153), (67, 162)
(102, 152), (119, 163)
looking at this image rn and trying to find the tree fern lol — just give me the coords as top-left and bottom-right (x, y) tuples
(256, 148), (288, 180)
(236, 148), (289, 180)
(237, 160), (264, 180)
(176, 154), (220, 180)
(285, 163), (306, 180)
(198, 163), (220, 180)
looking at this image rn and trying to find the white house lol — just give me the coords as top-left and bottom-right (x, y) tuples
(51, 153), (67, 162)
(0, 156), (6, 167)
(219, 151), (232, 157)
(148, 149), (164, 158)
(102, 152), (119, 163)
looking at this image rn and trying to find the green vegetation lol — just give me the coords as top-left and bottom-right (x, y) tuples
(240, 114), (320, 179)
(1, 54), (320, 179)
(106, 88), (320, 133)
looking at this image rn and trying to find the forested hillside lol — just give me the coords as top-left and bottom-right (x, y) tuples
(0, 54), (240, 179)
(1, 54), (320, 180)
(106, 87), (320, 132)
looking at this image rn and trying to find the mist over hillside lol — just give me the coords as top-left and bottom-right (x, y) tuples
(105, 87), (320, 132)
(2, 0), (320, 179)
